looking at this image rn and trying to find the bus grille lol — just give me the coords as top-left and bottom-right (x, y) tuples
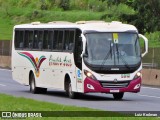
(100, 81), (130, 88)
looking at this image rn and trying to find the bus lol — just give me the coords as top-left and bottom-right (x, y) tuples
(12, 21), (148, 99)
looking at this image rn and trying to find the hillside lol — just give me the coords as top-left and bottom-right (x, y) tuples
(0, 0), (160, 47)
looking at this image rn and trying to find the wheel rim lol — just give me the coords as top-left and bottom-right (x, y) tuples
(30, 76), (35, 92)
(69, 83), (72, 96)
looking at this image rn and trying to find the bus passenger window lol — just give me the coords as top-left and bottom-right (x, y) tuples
(68, 31), (75, 51)
(24, 31), (29, 49)
(43, 31), (48, 49)
(19, 42), (24, 48)
(68, 43), (74, 50)
(64, 30), (70, 50)
(53, 30), (63, 50)
(69, 31), (74, 43)
(33, 31), (38, 49)
(58, 31), (63, 50)
(38, 42), (42, 49)
(53, 30), (58, 50)
(48, 31), (53, 50)
(28, 31), (34, 49)
(63, 30), (75, 51)
(38, 31), (43, 50)
(15, 30), (24, 49)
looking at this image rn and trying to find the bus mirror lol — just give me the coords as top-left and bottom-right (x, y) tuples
(139, 34), (148, 57)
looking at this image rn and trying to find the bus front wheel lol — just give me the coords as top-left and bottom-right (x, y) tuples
(67, 81), (77, 99)
(113, 92), (124, 100)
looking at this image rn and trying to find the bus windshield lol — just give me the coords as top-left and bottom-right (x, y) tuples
(84, 32), (141, 67)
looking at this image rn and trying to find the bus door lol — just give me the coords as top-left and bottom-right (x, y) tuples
(75, 35), (83, 92)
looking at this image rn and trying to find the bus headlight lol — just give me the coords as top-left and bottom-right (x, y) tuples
(84, 70), (97, 80)
(133, 71), (141, 79)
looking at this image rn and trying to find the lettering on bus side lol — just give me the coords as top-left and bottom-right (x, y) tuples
(49, 55), (72, 67)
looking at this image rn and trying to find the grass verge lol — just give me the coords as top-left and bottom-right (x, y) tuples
(0, 93), (158, 120)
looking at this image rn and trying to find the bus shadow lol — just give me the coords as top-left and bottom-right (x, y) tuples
(46, 90), (68, 98)
(45, 90), (130, 101)
(76, 93), (132, 101)
(77, 93), (114, 101)
(22, 90), (131, 101)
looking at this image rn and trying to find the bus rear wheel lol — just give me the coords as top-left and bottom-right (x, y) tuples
(30, 73), (47, 94)
(113, 93), (124, 100)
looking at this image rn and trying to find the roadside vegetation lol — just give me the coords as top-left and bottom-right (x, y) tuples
(0, 93), (158, 120)
(0, 0), (160, 48)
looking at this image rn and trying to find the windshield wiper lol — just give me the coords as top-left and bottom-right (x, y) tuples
(134, 35), (139, 55)
(115, 43), (130, 70)
(115, 43), (119, 64)
(100, 41), (131, 70)
(100, 41), (112, 70)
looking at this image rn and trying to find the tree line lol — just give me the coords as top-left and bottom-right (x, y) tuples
(38, 0), (160, 34)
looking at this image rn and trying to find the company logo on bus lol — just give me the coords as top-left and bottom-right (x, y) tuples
(18, 52), (46, 77)
(114, 79), (118, 82)
(49, 55), (72, 67)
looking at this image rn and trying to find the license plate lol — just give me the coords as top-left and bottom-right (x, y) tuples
(110, 89), (119, 93)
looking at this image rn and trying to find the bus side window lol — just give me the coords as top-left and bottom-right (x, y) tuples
(15, 30), (24, 49)
(24, 30), (33, 49)
(53, 30), (58, 50)
(63, 30), (75, 51)
(48, 31), (53, 50)
(43, 30), (48, 49)
(63, 30), (70, 50)
(33, 30), (38, 49)
(68, 31), (75, 51)
(37, 31), (43, 50)
(58, 31), (63, 50)
(28, 31), (34, 49)
(43, 30), (52, 50)
(24, 31), (29, 49)
(53, 30), (64, 50)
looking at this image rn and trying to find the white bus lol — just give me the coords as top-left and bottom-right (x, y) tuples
(12, 21), (148, 99)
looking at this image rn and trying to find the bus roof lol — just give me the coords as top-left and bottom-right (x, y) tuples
(14, 21), (138, 33)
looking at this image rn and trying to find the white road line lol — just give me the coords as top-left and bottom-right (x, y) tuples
(0, 69), (11, 72)
(0, 84), (6, 86)
(138, 94), (160, 99)
(142, 86), (160, 90)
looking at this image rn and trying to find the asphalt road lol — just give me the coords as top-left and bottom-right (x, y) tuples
(0, 69), (160, 111)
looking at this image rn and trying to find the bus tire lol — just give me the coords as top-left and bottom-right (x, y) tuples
(30, 73), (39, 94)
(113, 92), (124, 100)
(67, 81), (77, 99)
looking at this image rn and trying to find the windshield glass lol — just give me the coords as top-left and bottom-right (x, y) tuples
(84, 32), (141, 67)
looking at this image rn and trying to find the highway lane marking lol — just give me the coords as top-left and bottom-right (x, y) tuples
(142, 86), (160, 90)
(138, 94), (160, 99)
(0, 84), (6, 86)
(0, 69), (11, 72)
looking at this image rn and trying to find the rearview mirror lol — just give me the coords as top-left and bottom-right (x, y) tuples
(139, 34), (148, 57)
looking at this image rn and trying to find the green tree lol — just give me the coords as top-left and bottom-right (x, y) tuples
(121, 0), (160, 33)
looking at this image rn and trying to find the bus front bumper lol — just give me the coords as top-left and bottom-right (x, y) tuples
(84, 77), (141, 93)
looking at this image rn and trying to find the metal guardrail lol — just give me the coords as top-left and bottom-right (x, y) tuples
(142, 63), (158, 68)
